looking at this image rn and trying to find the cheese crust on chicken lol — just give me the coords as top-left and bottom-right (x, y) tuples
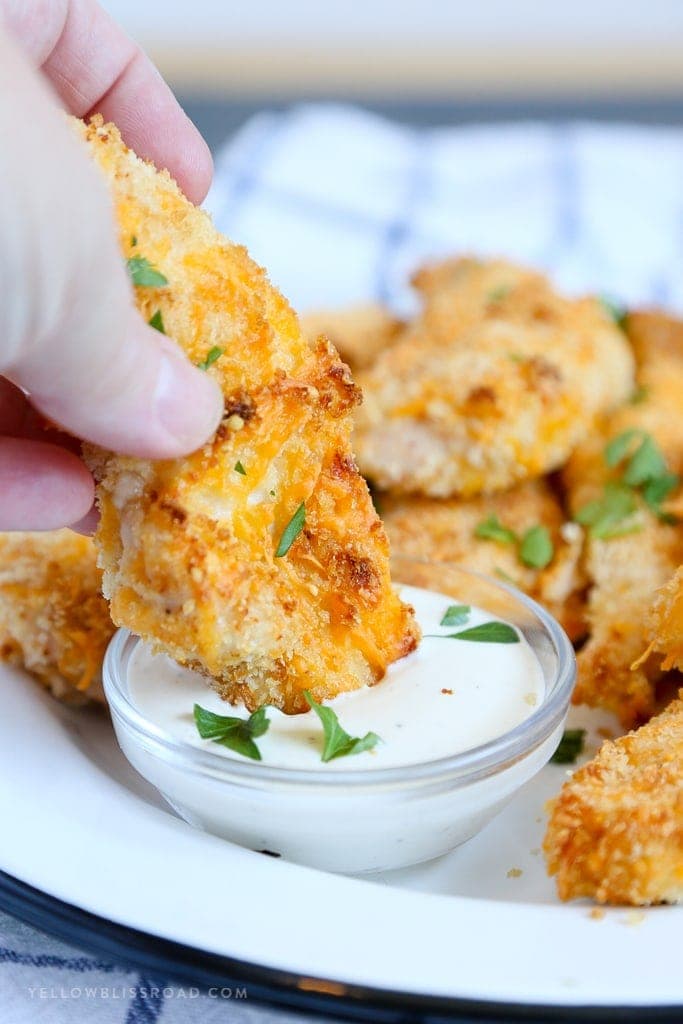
(544, 693), (683, 905)
(646, 566), (683, 671)
(77, 117), (418, 714)
(300, 304), (403, 372)
(0, 531), (112, 703)
(380, 480), (585, 640)
(354, 258), (634, 498)
(565, 312), (683, 728)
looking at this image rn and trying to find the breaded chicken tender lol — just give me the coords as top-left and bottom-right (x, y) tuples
(544, 693), (683, 905)
(354, 258), (634, 498)
(565, 312), (683, 728)
(300, 304), (403, 372)
(646, 566), (683, 671)
(0, 531), (112, 703)
(78, 117), (418, 715)
(380, 480), (585, 640)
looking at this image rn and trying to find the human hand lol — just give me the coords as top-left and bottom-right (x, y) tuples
(0, 1), (223, 532)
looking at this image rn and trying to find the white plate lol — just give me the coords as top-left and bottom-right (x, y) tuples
(1, 660), (681, 1019)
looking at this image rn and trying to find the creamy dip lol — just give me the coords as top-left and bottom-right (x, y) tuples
(127, 585), (544, 772)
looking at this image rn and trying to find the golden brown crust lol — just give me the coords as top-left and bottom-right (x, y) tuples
(380, 480), (586, 641)
(544, 693), (683, 905)
(300, 304), (403, 371)
(0, 531), (112, 703)
(77, 116), (418, 714)
(646, 566), (683, 672)
(564, 311), (683, 728)
(354, 258), (634, 498)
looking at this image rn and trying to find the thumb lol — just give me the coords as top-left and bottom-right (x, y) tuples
(0, 28), (222, 458)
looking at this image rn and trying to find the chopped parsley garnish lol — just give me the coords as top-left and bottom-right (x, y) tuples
(487, 285), (510, 303)
(599, 296), (628, 330)
(126, 256), (168, 288)
(130, 234), (137, 247)
(440, 604), (471, 627)
(629, 385), (649, 405)
(197, 346), (223, 371)
(148, 309), (165, 334)
(494, 567), (518, 586)
(274, 502), (305, 557)
(303, 691), (380, 762)
(234, 461), (247, 476)
(577, 430), (679, 536)
(193, 704), (269, 761)
(475, 515), (517, 545)
(519, 525), (554, 569)
(427, 621), (520, 644)
(551, 728), (586, 764)
(575, 481), (639, 538)
(475, 516), (555, 570)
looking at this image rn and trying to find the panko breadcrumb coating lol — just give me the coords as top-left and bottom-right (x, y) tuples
(354, 258), (634, 498)
(78, 117), (418, 715)
(300, 304), (403, 372)
(380, 480), (586, 640)
(544, 693), (683, 905)
(565, 311), (683, 728)
(646, 566), (683, 671)
(0, 531), (112, 703)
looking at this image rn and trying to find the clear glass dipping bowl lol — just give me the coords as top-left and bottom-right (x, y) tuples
(103, 560), (576, 874)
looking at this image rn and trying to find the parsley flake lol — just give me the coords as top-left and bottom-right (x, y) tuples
(575, 481), (639, 539)
(474, 515), (517, 545)
(234, 461), (247, 476)
(303, 691), (380, 762)
(599, 296), (628, 330)
(427, 621), (520, 644)
(126, 256), (168, 288)
(193, 704), (269, 761)
(487, 285), (510, 303)
(519, 525), (554, 569)
(551, 728), (586, 764)
(148, 309), (165, 334)
(629, 385), (649, 405)
(440, 604), (471, 627)
(275, 502), (305, 557)
(197, 346), (223, 371)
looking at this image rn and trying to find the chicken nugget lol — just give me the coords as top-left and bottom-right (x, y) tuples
(354, 258), (634, 497)
(300, 303), (403, 372)
(0, 530), (112, 703)
(544, 693), (683, 905)
(565, 311), (683, 728)
(78, 117), (418, 715)
(380, 480), (585, 640)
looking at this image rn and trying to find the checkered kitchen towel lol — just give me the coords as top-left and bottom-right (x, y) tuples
(208, 103), (683, 316)
(4, 102), (683, 1022)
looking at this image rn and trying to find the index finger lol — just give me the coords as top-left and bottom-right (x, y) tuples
(1, 0), (212, 203)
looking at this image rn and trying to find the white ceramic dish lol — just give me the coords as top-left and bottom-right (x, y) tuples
(103, 565), (575, 874)
(0, 618), (682, 1017)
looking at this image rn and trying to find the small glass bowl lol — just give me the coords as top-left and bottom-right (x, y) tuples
(103, 561), (575, 875)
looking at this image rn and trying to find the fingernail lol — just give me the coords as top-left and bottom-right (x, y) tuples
(155, 341), (223, 453)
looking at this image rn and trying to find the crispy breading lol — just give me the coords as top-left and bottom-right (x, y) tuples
(380, 480), (586, 640)
(353, 258), (634, 498)
(300, 304), (403, 372)
(77, 117), (418, 715)
(0, 531), (112, 703)
(565, 312), (683, 728)
(644, 566), (683, 671)
(544, 693), (683, 905)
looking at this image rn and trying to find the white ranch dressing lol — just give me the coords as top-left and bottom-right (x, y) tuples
(127, 585), (544, 771)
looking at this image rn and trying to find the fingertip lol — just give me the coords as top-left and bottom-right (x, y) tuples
(0, 438), (95, 531)
(176, 119), (213, 204)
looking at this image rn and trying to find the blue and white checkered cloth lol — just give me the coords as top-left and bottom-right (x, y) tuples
(5, 102), (683, 1022)
(208, 103), (683, 316)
